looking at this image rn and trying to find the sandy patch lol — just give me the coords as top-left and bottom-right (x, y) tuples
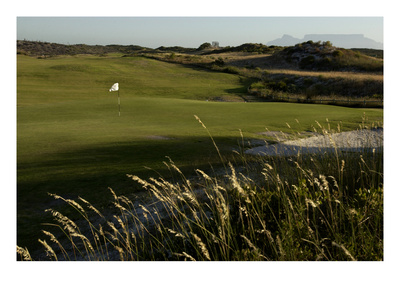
(246, 128), (383, 156)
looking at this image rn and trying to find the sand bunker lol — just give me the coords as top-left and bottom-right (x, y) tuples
(246, 128), (383, 156)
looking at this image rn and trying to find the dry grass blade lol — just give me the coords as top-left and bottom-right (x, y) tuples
(194, 115), (225, 166)
(45, 208), (78, 234)
(194, 114), (207, 129)
(70, 232), (95, 253)
(332, 242), (357, 261)
(192, 232), (211, 261)
(16, 246), (32, 261)
(78, 196), (104, 218)
(167, 228), (185, 239)
(276, 235), (286, 259)
(38, 239), (58, 260)
(241, 235), (269, 260)
(41, 230), (69, 260)
(181, 252), (196, 261)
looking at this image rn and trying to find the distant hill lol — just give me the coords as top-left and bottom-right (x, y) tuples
(279, 40), (383, 72)
(16, 40), (151, 56)
(17, 40), (283, 57)
(267, 34), (383, 50)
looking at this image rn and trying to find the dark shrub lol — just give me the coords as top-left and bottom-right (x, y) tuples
(303, 77), (314, 86)
(299, 55), (315, 69)
(332, 50), (344, 57)
(223, 66), (240, 74)
(316, 57), (333, 69)
(214, 57), (225, 67)
(197, 42), (212, 51)
(277, 81), (287, 91)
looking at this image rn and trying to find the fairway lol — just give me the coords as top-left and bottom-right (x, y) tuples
(17, 54), (383, 251)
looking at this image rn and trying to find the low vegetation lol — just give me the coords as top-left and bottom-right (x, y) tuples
(201, 43), (283, 55)
(249, 70), (383, 103)
(281, 41), (383, 72)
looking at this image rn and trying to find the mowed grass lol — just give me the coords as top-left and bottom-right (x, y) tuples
(17, 54), (383, 252)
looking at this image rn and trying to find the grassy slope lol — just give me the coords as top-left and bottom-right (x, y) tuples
(17, 54), (383, 251)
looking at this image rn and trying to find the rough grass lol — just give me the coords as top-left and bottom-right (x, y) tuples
(266, 69), (382, 81)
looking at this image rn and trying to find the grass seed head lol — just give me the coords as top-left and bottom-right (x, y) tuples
(192, 233), (211, 261)
(182, 252), (196, 261)
(17, 246), (32, 261)
(45, 208), (78, 234)
(38, 239), (58, 260)
(194, 115), (207, 129)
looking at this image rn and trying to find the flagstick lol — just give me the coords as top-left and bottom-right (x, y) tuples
(118, 89), (120, 117)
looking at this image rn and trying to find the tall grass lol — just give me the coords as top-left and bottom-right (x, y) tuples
(17, 117), (383, 261)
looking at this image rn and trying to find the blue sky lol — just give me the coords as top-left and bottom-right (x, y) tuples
(17, 16), (383, 48)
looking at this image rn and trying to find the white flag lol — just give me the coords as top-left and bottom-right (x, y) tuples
(109, 83), (119, 92)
